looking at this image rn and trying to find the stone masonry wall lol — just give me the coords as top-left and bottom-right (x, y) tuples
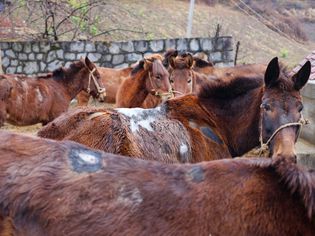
(0, 37), (234, 75)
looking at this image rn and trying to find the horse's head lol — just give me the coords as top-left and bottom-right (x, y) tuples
(135, 54), (172, 100)
(82, 57), (106, 101)
(260, 57), (311, 163)
(169, 52), (195, 97)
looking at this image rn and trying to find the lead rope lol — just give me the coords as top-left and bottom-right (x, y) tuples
(258, 115), (309, 157)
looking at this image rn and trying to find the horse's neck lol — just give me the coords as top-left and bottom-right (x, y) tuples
(193, 72), (207, 93)
(56, 76), (84, 100)
(205, 88), (263, 156)
(125, 71), (150, 107)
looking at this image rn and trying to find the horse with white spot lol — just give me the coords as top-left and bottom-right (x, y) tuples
(0, 131), (315, 235)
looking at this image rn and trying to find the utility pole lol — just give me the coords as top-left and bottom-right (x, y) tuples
(186, 0), (195, 38)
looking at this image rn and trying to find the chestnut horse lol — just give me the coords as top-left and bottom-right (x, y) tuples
(115, 54), (173, 108)
(168, 51), (266, 96)
(0, 131), (315, 235)
(0, 57), (105, 127)
(38, 57), (311, 162)
(76, 66), (133, 106)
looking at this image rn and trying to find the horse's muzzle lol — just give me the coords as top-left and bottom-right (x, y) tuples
(97, 91), (107, 102)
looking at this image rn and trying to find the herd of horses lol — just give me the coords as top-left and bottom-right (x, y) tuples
(0, 47), (314, 235)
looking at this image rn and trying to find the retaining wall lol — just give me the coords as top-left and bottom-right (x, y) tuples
(0, 37), (234, 75)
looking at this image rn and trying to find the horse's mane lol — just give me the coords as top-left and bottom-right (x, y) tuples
(193, 57), (214, 68)
(254, 158), (315, 219)
(52, 60), (86, 80)
(131, 54), (163, 76)
(198, 76), (263, 100)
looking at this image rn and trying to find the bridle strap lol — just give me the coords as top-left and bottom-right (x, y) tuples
(258, 115), (309, 156)
(87, 68), (106, 95)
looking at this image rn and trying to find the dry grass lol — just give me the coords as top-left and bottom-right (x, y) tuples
(96, 0), (314, 67)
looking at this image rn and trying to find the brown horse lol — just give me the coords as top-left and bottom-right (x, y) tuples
(76, 66), (133, 106)
(0, 131), (315, 235)
(115, 54), (173, 108)
(38, 57), (311, 162)
(168, 51), (266, 96)
(0, 57), (105, 127)
(168, 53), (209, 96)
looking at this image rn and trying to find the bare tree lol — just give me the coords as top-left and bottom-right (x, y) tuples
(2, 0), (149, 41)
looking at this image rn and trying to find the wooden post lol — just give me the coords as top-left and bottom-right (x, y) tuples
(0, 48), (3, 74)
(234, 41), (240, 66)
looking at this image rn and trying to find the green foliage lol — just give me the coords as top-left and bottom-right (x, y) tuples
(146, 32), (155, 40)
(68, 0), (101, 38)
(280, 48), (289, 58)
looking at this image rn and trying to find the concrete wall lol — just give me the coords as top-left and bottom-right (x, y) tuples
(0, 37), (234, 75)
(301, 80), (315, 144)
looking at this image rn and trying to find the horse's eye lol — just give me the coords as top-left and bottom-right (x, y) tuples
(187, 79), (191, 83)
(170, 79), (174, 84)
(298, 104), (304, 112)
(261, 103), (271, 111)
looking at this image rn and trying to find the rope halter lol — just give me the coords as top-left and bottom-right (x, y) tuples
(258, 115), (309, 157)
(87, 68), (106, 96)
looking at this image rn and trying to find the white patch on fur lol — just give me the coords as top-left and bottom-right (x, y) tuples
(180, 143), (188, 156)
(35, 87), (43, 103)
(117, 186), (143, 207)
(116, 107), (161, 133)
(14, 77), (19, 81)
(78, 152), (99, 165)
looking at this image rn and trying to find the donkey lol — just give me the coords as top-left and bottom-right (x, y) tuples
(0, 57), (105, 126)
(0, 131), (315, 235)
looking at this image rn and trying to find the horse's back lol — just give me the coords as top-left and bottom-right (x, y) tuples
(39, 106), (192, 163)
(0, 131), (315, 235)
(0, 75), (59, 125)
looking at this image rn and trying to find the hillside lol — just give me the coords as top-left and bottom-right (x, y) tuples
(1, 0), (314, 67)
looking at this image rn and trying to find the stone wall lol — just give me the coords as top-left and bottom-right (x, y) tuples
(0, 37), (234, 75)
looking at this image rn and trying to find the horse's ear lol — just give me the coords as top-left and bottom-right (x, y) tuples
(143, 58), (153, 71)
(169, 56), (176, 69)
(85, 56), (96, 71)
(265, 57), (280, 88)
(292, 61), (311, 90)
(186, 53), (194, 69)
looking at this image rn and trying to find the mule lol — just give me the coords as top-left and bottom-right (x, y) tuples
(38, 57), (311, 162)
(76, 66), (133, 106)
(0, 57), (105, 127)
(1, 131), (315, 235)
(115, 54), (173, 108)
